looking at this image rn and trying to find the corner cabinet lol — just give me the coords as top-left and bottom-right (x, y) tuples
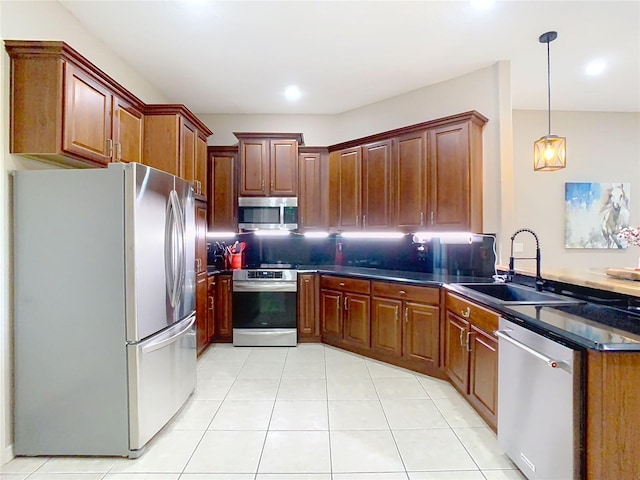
(5, 40), (144, 168)
(444, 292), (498, 430)
(235, 133), (302, 197)
(143, 105), (213, 197)
(208, 146), (238, 231)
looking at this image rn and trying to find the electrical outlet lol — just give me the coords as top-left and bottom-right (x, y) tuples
(513, 242), (524, 253)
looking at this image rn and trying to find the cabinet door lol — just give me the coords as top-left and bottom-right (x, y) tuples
(362, 140), (393, 230)
(216, 275), (233, 337)
(207, 277), (216, 340)
(321, 289), (343, 341)
(63, 63), (112, 165)
(444, 311), (470, 393)
(112, 97), (143, 164)
(208, 149), (237, 230)
(403, 302), (439, 367)
(343, 293), (371, 349)
(428, 122), (471, 231)
(395, 131), (428, 230)
(270, 139), (298, 196)
(469, 325), (498, 424)
(298, 274), (320, 338)
(329, 148), (361, 229)
(371, 297), (402, 357)
(196, 273), (208, 357)
(195, 202), (207, 274)
(180, 120), (197, 190)
(195, 135), (207, 197)
(298, 151), (326, 231)
(143, 114), (180, 176)
(239, 139), (269, 196)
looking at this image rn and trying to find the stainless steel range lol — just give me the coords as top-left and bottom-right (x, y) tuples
(232, 268), (298, 347)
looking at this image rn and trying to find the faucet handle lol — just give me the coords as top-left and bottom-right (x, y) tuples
(492, 274), (508, 283)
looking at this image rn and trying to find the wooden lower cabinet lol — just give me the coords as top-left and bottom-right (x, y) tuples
(320, 275), (371, 351)
(298, 273), (320, 341)
(195, 272), (208, 357)
(214, 274), (233, 341)
(371, 281), (441, 375)
(207, 276), (216, 340)
(444, 292), (498, 430)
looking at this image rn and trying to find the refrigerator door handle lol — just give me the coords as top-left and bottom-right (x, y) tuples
(140, 315), (196, 354)
(172, 189), (186, 306)
(164, 191), (183, 307)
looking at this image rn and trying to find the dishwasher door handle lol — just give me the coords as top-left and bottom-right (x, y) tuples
(495, 329), (571, 373)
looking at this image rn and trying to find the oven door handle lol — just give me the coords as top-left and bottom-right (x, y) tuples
(233, 282), (297, 293)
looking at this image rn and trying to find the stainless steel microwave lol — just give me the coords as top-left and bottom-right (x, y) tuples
(237, 197), (298, 230)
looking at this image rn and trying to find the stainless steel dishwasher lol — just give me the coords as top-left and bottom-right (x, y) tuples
(495, 317), (584, 480)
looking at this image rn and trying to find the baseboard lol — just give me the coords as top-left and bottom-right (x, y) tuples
(1, 443), (14, 466)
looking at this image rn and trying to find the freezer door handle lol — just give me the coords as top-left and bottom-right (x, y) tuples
(495, 329), (571, 373)
(141, 315), (196, 354)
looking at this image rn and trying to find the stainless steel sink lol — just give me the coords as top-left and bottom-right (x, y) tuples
(451, 283), (585, 306)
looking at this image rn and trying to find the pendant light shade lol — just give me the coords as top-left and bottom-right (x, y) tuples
(534, 31), (566, 171)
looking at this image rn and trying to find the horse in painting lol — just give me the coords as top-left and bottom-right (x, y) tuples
(600, 184), (630, 248)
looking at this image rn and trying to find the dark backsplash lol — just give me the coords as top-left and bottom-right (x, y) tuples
(208, 232), (497, 277)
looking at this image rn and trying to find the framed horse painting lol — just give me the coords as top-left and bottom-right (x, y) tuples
(565, 182), (631, 249)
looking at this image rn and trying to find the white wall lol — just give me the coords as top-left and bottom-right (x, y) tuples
(511, 110), (640, 270)
(0, 0), (171, 464)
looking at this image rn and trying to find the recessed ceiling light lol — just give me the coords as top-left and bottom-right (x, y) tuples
(284, 85), (302, 101)
(585, 60), (606, 76)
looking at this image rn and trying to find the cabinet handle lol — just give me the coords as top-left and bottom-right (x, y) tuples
(116, 142), (122, 162)
(344, 297), (348, 311)
(271, 181), (274, 189)
(461, 307), (470, 318)
(356, 215), (359, 227)
(106, 138), (113, 158)
(459, 329), (465, 347)
(466, 331), (473, 352)
(404, 307), (408, 323)
(339, 282), (345, 287)
(430, 211), (434, 226)
(363, 214), (366, 228)
(336, 301), (340, 318)
(209, 296), (214, 310)
(262, 180), (265, 190)
(398, 290), (406, 295)
(420, 211), (424, 226)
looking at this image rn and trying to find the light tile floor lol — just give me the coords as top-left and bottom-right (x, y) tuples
(1, 344), (527, 480)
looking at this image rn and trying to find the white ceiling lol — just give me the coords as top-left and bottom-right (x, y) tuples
(59, 0), (640, 115)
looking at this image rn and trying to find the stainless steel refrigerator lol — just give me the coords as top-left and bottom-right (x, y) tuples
(13, 162), (197, 457)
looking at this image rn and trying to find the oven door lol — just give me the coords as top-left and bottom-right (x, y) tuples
(232, 281), (297, 329)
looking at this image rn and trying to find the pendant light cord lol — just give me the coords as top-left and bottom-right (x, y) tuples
(546, 38), (552, 136)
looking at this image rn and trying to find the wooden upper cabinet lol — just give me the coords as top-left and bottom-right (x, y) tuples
(207, 146), (238, 231)
(62, 63), (112, 165)
(5, 40), (145, 168)
(394, 131), (428, 230)
(328, 111), (487, 233)
(143, 105), (213, 195)
(298, 147), (328, 231)
(113, 97), (143, 164)
(236, 133), (302, 197)
(428, 116), (485, 232)
(329, 147), (362, 230)
(362, 140), (393, 230)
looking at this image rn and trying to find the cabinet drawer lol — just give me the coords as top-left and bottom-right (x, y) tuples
(372, 281), (439, 304)
(446, 292), (499, 334)
(320, 275), (370, 294)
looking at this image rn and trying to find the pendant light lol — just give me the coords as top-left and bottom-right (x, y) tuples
(533, 31), (566, 171)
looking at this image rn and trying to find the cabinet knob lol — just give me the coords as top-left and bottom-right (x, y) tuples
(461, 307), (470, 318)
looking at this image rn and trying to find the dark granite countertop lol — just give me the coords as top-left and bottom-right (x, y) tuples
(297, 265), (495, 286)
